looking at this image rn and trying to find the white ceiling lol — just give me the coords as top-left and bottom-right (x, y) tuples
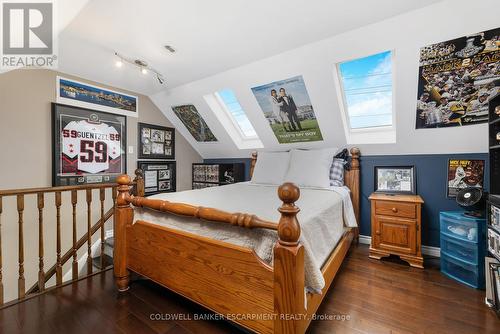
(58, 0), (441, 95)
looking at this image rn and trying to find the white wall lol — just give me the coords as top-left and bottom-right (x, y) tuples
(151, 0), (496, 158)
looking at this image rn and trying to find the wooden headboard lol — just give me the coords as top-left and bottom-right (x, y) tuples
(249, 148), (361, 227)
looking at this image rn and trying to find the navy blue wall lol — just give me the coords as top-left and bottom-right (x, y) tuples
(205, 153), (489, 247)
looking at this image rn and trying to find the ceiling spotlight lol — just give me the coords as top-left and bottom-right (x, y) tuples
(114, 51), (166, 84)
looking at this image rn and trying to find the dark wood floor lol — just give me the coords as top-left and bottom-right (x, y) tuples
(0, 244), (498, 334)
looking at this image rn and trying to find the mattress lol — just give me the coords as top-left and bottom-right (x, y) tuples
(133, 182), (356, 292)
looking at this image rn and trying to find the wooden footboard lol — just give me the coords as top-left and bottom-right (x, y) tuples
(114, 148), (360, 334)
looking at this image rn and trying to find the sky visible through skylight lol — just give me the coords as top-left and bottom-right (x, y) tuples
(218, 89), (258, 138)
(338, 51), (393, 129)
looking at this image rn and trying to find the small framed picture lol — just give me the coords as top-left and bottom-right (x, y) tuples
(138, 123), (175, 159)
(374, 166), (416, 194)
(447, 159), (484, 198)
(137, 161), (176, 195)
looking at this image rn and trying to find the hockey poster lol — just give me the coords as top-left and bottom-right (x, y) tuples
(52, 103), (127, 186)
(251, 75), (323, 144)
(447, 159), (484, 198)
(416, 27), (500, 129)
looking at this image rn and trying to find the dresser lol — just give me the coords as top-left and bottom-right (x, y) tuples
(369, 193), (424, 268)
(440, 211), (485, 289)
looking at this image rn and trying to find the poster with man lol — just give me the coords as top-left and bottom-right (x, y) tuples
(251, 75), (323, 143)
(447, 159), (485, 197)
(416, 27), (500, 129)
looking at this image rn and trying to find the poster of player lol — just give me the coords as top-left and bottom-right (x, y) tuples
(171, 104), (217, 142)
(251, 75), (323, 143)
(416, 27), (500, 129)
(52, 103), (126, 186)
(447, 159), (485, 197)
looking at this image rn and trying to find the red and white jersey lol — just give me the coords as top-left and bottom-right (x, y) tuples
(61, 120), (121, 174)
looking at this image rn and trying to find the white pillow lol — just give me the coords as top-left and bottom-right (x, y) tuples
(284, 148), (337, 188)
(251, 151), (291, 185)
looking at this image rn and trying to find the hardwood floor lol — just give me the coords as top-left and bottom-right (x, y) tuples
(0, 244), (498, 334)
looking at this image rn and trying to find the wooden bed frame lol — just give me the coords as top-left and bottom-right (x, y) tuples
(114, 148), (360, 334)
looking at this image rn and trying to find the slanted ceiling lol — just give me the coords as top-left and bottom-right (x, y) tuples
(52, 0), (449, 159)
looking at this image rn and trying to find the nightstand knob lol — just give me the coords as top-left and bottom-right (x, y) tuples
(391, 207), (398, 213)
(375, 230), (380, 235)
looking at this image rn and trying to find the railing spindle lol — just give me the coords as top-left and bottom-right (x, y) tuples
(17, 194), (25, 299)
(100, 188), (105, 269)
(37, 193), (45, 292)
(86, 189), (92, 275)
(0, 196), (3, 304)
(71, 190), (78, 280)
(55, 192), (62, 286)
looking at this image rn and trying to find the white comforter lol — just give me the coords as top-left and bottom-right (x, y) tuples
(133, 182), (357, 292)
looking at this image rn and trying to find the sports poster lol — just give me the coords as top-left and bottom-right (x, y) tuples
(447, 159), (484, 197)
(416, 27), (500, 129)
(251, 75), (323, 144)
(52, 103), (126, 186)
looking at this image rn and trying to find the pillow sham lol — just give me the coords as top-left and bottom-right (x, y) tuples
(251, 151), (290, 185)
(330, 158), (347, 187)
(284, 148), (337, 188)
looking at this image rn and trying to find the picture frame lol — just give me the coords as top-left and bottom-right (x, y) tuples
(446, 159), (485, 198)
(374, 166), (416, 194)
(56, 76), (138, 118)
(138, 123), (175, 160)
(137, 161), (176, 195)
(52, 103), (127, 186)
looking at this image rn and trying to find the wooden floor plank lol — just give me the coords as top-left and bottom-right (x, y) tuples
(0, 244), (497, 334)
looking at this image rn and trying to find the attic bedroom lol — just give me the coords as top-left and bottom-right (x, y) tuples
(0, 0), (499, 333)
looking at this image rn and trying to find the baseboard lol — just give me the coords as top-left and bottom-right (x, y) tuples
(359, 234), (440, 257)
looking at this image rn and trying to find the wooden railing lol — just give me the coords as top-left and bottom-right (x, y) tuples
(0, 171), (144, 308)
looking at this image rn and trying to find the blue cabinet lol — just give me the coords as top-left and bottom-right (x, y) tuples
(439, 211), (486, 289)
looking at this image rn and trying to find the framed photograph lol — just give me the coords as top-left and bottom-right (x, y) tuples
(137, 161), (176, 195)
(138, 123), (175, 159)
(52, 103), (127, 186)
(447, 159), (485, 198)
(374, 166), (416, 194)
(56, 76), (138, 118)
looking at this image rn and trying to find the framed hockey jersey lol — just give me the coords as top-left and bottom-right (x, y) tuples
(52, 103), (127, 186)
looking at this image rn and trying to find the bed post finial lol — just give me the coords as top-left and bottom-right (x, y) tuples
(114, 174), (133, 292)
(274, 182), (305, 333)
(133, 169), (145, 197)
(249, 151), (258, 179)
(350, 147), (360, 170)
(277, 182), (301, 245)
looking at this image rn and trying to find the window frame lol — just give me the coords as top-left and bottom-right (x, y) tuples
(214, 90), (259, 140)
(333, 50), (396, 144)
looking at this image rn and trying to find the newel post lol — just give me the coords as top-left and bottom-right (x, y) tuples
(114, 174), (133, 292)
(274, 183), (306, 334)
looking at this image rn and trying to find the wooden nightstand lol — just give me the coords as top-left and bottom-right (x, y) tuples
(369, 193), (424, 268)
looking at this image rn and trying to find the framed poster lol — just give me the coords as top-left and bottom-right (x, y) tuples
(374, 166), (416, 194)
(137, 161), (176, 195)
(56, 76), (138, 118)
(52, 103), (127, 186)
(138, 123), (175, 160)
(251, 75), (323, 143)
(447, 159), (485, 197)
(416, 27), (500, 129)
(171, 104), (217, 142)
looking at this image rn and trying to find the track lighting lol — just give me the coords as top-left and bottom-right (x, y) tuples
(114, 52), (166, 85)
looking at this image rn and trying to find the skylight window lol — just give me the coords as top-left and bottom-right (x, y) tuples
(216, 89), (258, 138)
(204, 89), (263, 149)
(337, 51), (394, 130)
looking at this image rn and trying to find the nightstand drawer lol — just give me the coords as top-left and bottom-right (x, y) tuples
(375, 200), (416, 219)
